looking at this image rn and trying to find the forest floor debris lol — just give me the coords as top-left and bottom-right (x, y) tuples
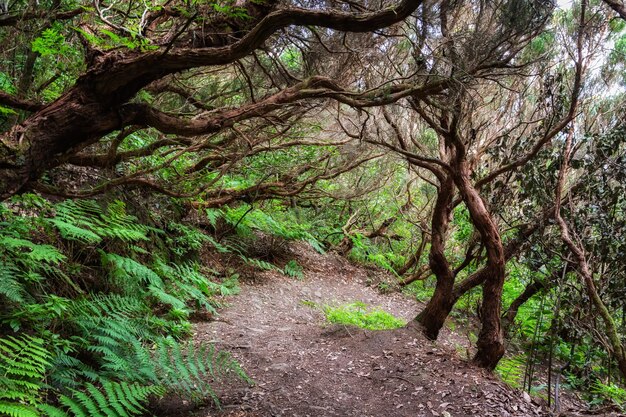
(157, 242), (606, 417)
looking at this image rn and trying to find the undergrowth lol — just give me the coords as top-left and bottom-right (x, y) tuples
(0, 194), (250, 416)
(203, 203), (315, 279)
(589, 381), (626, 410)
(0, 194), (330, 416)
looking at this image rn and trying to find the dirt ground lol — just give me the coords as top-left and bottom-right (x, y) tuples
(156, 242), (608, 417)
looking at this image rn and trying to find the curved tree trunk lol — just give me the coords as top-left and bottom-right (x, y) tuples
(413, 204), (551, 340)
(414, 175), (455, 339)
(0, 86), (124, 197)
(453, 161), (506, 370)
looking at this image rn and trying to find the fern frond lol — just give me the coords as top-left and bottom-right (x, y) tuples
(0, 334), (50, 412)
(0, 335), (50, 379)
(0, 237), (66, 264)
(55, 381), (163, 417)
(148, 286), (187, 310)
(165, 223), (211, 257)
(53, 199), (151, 244)
(202, 234), (232, 253)
(38, 403), (69, 417)
(101, 382), (131, 417)
(496, 354), (526, 388)
(240, 255), (277, 271)
(47, 219), (102, 244)
(96, 201), (150, 243)
(102, 253), (163, 289)
(305, 237), (326, 254)
(0, 402), (40, 417)
(283, 260), (304, 279)
(63, 389), (106, 417)
(203, 208), (223, 227)
(0, 262), (27, 303)
(154, 339), (248, 401)
(49, 354), (98, 388)
(85, 383), (116, 416)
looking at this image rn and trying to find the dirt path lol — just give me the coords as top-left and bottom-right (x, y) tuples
(166, 243), (557, 417)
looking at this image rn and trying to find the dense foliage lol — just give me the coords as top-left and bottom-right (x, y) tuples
(2, 0), (626, 413)
(0, 195), (248, 415)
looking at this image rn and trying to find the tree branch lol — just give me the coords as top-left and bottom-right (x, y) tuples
(0, 7), (83, 27)
(0, 91), (44, 112)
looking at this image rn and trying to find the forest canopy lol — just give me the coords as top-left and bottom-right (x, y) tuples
(2, 0), (626, 415)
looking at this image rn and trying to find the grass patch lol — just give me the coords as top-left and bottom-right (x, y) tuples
(322, 301), (406, 330)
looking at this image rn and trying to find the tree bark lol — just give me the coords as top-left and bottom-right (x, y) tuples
(415, 175), (455, 339)
(452, 159), (506, 370)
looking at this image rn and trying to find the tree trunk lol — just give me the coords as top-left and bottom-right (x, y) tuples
(555, 128), (626, 381)
(453, 161), (506, 370)
(415, 278), (455, 339)
(414, 175), (455, 339)
(411, 183), (557, 344)
(472, 267), (506, 369)
(0, 86), (125, 198)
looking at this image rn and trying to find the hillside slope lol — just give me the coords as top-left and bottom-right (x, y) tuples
(160, 242), (596, 417)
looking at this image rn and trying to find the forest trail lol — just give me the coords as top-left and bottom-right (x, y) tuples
(166, 243), (565, 417)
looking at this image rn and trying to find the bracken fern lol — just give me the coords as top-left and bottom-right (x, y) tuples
(0, 334), (50, 417)
(1, 196), (247, 416)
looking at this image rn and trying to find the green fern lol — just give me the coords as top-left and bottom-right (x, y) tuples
(155, 339), (249, 402)
(148, 286), (189, 311)
(68, 296), (151, 341)
(166, 223), (212, 257)
(97, 201), (151, 243)
(68, 323), (244, 405)
(63, 294), (246, 404)
(304, 237), (325, 254)
(49, 353), (99, 389)
(590, 380), (626, 408)
(51, 200), (103, 233)
(283, 260), (304, 279)
(153, 260), (239, 313)
(52, 200), (150, 244)
(0, 403), (40, 417)
(39, 381), (165, 417)
(203, 208), (222, 228)
(202, 234), (232, 253)
(0, 262), (27, 303)
(47, 219), (102, 245)
(0, 334), (51, 416)
(0, 197), (247, 414)
(241, 255), (277, 271)
(495, 354), (526, 388)
(102, 253), (164, 291)
(0, 237), (66, 264)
